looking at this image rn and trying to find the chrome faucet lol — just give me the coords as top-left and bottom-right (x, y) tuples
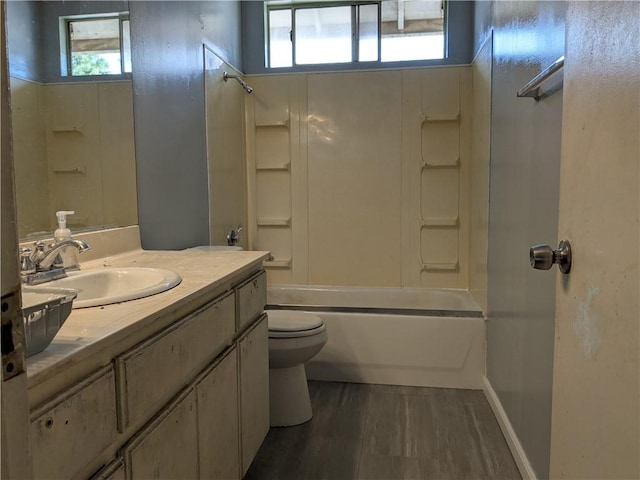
(32, 239), (91, 270)
(226, 225), (244, 246)
(20, 239), (91, 285)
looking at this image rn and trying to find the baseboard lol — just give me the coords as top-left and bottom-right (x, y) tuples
(482, 377), (537, 480)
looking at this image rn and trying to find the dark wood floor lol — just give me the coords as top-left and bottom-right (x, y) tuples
(245, 381), (521, 480)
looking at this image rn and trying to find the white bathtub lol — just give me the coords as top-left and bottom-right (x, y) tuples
(267, 285), (485, 389)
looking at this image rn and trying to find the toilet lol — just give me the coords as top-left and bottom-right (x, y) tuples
(267, 309), (328, 427)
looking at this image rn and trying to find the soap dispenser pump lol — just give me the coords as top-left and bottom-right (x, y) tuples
(54, 210), (79, 269)
(54, 210), (74, 243)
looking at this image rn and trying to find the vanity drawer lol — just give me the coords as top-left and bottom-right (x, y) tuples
(30, 365), (118, 480)
(116, 292), (235, 431)
(236, 270), (266, 331)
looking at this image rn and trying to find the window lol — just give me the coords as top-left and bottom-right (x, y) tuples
(266, 1), (446, 68)
(63, 14), (131, 76)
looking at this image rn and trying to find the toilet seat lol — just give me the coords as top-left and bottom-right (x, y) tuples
(267, 310), (326, 338)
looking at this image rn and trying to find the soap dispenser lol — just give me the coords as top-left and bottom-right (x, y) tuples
(54, 210), (79, 269)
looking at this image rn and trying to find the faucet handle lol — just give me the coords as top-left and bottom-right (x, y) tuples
(19, 247), (36, 274)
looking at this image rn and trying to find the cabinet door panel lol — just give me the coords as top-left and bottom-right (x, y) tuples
(239, 315), (270, 475)
(196, 348), (240, 480)
(30, 366), (118, 480)
(236, 271), (266, 331)
(125, 389), (198, 480)
(116, 293), (235, 430)
(90, 457), (125, 480)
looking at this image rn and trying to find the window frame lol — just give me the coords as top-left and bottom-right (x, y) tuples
(62, 12), (131, 78)
(265, 0), (447, 69)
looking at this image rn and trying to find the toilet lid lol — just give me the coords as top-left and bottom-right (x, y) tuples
(267, 310), (324, 332)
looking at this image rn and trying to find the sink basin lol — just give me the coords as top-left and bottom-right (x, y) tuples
(48, 267), (182, 308)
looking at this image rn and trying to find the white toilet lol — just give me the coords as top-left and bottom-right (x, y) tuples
(267, 309), (328, 427)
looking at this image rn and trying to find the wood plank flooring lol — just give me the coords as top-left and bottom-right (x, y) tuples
(245, 381), (521, 480)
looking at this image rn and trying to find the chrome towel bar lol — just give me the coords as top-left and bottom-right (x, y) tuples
(517, 56), (564, 101)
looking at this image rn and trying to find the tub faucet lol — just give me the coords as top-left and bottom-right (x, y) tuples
(226, 225), (244, 246)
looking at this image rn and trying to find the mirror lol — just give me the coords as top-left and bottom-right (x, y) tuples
(6, 0), (138, 239)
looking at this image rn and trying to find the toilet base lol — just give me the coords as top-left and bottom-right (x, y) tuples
(269, 365), (312, 427)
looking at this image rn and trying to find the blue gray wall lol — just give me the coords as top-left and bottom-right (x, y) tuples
(130, 1), (242, 249)
(475, 1), (566, 478)
(242, 0), (474, 74)
(6, 0), (44, 82)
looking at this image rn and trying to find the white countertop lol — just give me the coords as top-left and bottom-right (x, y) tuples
(25, 247), (269, 407)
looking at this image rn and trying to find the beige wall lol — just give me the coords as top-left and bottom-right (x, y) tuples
(469, 35), (492, 313)
(246, 66), (472, 288)
(205, 49), (247, 247)
(10, 77), (49, 236)
(11, 79), (137, 238)
(550, 2), (640, 478)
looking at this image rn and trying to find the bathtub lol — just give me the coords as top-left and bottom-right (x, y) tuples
(267, 285), (485, 389)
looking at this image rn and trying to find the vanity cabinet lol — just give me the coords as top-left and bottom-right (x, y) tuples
(239, 314), (270, 476)
(28, 265), (269, 480)
(29, 365), (118, 479)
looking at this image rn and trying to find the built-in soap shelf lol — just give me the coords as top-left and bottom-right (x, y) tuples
(53, 162), (86, 174)
(251, 106), (294, 277)
(53, 167), (86, 174)
(421, 217), (459, 228)
(420, 157), (460, 170)
(421, 262), (459, 272)
(51, 125), (84, 133)
(256, 163), (290, 172)
(257, 217), (291, 227)
(421, 112), (460, 124)
(263, 257), (291, 269)
(255, 119), (289, 128)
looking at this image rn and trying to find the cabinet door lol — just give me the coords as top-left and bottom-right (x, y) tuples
(196, 348), (240, 480)
(124, 389), (198, 480)
(116, 293), (235, 431)
(90, 457), (125, 480)
(30, 366), (118, 480)
(239, 315), (270, 475)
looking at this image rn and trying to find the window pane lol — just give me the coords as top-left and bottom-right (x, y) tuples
(269, 9), (293, 68)
(294, 6), (352, 65)
(380, 0), (445, 61)
(69, 18), (121, 75)
(358, 4), (378, 62)
(122, 19), (132, 73)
